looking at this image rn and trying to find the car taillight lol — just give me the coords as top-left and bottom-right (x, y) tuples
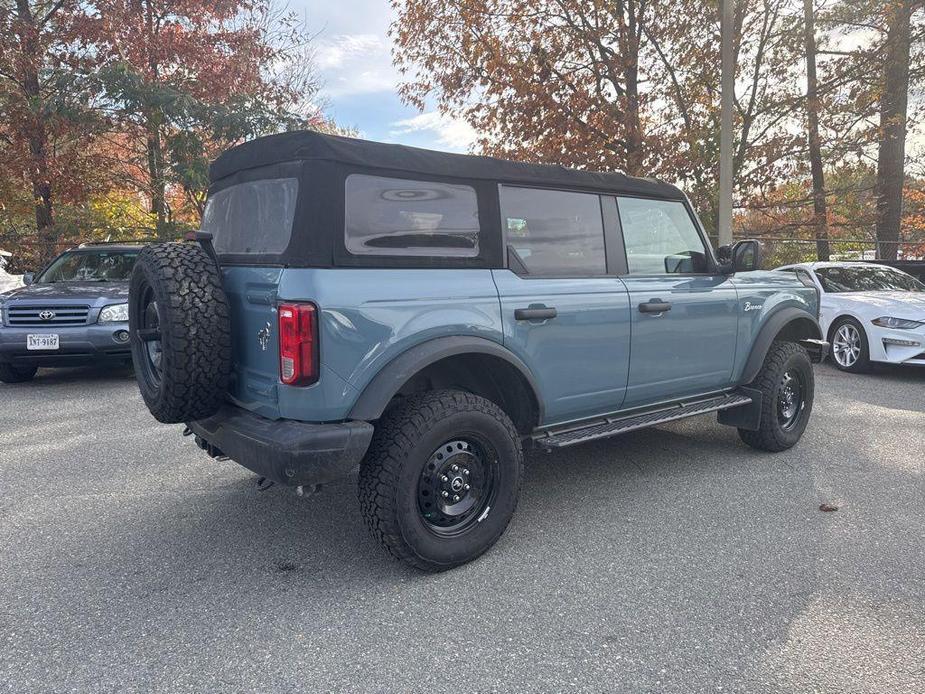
(278, 303), (318, 386)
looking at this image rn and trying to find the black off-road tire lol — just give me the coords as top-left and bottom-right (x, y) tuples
(129, 243), (232, 423)
(829, 316), (872, 373)
(738, 341), (814, 452)
(0, 363), (37, 383)
(358, 390), (523, 572)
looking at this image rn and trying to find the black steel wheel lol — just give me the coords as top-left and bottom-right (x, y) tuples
(776, 369), (804, 431)
(358, 390), (523, 572)
(417, 437), (498, 535)
(135, 287), (163, 390)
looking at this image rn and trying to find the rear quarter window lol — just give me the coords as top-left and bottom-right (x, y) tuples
(344, 174), (480, 258)
(202, 178), (299, 255)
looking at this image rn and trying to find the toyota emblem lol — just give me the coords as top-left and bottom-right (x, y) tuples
(39, 310), (56, 321)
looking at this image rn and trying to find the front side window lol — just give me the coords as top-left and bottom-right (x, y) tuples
(345, 174), (480, 257)
(500, 186), (606, 276)
(618, 197), (708, 274)
(814, 266), (925, 293)
(38, 251), (139, 283)
(202, 178), (299, 255)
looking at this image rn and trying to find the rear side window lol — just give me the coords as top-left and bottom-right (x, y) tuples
(202, 178), (298, 255)
(618, 197), (708, 274)
(500, 186), (606, 276)
(345, 174), (480, 257)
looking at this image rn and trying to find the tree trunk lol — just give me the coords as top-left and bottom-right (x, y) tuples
(146, 117), (168, 239)
(875, 0), (912, 261)
(803, 0), (829, 261)
(15, 0), (56, 263)
(619, 1), (644, 176)
(142, 0), (169, 239)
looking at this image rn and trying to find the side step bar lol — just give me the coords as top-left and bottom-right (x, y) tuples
(533, 393), (754, 449)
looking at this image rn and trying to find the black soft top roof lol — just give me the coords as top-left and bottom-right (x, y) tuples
(210, 130), (684, 200)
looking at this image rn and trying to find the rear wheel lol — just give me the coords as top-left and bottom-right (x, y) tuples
(0, 363), (37, 383)
(358, 390), (523, 571)
(738, 341), (814, 452)
(829, 317), (871, 373)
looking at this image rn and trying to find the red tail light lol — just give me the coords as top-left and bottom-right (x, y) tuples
(278, 303), (318, 386)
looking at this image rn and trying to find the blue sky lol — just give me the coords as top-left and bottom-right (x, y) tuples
(294, 0), (476, 153)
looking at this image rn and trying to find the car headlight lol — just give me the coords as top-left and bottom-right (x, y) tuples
(871, 316), (923, 330)
(98, 303), (129, 323)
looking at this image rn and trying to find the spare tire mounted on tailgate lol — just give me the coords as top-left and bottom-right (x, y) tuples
(129, 243), (232, 423)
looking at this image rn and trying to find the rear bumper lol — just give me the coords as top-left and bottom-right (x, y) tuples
(0, 324), (131, 367)
(187, 405), (374, 487)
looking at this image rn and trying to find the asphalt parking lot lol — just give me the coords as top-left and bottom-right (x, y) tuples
(1, 364), (923, 693)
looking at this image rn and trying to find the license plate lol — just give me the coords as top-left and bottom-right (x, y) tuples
(27, 334), (59, 350)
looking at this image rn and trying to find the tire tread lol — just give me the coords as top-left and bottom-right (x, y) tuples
(357, 390), (522, 572)
(130, 243), (232, 423)
(738, 340), (813, 452)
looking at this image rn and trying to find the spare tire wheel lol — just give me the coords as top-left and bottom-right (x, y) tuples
(129, 242), (232, 423)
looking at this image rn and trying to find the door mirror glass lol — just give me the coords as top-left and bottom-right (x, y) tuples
(732, 240), (761, 272)
(22, 272), (34, 285)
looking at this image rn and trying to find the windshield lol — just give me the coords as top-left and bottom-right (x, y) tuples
(815, 266), (925, 293)
(37, 250), (140, 283)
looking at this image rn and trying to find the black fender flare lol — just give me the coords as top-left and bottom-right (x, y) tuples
(738, 307), (823, 385)
(348, 336), (544, 423)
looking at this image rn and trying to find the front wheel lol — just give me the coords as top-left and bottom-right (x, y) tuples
(738, 341), (814, 452)
(0, 363), (37, 383)
(358, 390), (523, 571)
(829, 317), (871, 373)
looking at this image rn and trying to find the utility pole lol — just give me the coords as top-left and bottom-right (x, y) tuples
(718, 0), (734, 247)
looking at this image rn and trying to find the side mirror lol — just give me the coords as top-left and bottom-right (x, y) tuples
(22, 272), (34, 286)
(717, 240), (761, 273)
(732, 239), (761, 272)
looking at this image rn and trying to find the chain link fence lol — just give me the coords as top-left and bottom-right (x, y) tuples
(738, 236), (925, 267)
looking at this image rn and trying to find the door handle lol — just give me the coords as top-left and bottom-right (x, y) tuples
(514, 306), (558, 321)
(638, 299), (672, 314)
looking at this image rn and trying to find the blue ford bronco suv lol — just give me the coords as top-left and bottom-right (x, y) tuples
(129, 132), (828, 571)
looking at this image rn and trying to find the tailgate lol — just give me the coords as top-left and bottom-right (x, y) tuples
(222, 266), (282, 419)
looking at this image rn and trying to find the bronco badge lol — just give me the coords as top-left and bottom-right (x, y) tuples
(257, 322), (271, 351)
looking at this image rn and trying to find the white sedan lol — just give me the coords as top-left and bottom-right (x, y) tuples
(776, 262), (925, 372)
(0, 250), (23, 294)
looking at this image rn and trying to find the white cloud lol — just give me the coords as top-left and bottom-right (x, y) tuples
(315, 34), (383, 69)
(315, 33), (398, 97)
(390, 112), (478, 151)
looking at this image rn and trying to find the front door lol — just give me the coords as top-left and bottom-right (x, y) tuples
(493, 186), (631, 426)
(615, 196), (739, 408)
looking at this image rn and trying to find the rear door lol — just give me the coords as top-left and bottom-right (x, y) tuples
(493, 186), (631, 426)
(615, 196), (739, 408)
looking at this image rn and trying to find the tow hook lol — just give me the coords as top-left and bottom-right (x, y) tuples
(191, 433), (229, 461)
(296, 484), (321, 498)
